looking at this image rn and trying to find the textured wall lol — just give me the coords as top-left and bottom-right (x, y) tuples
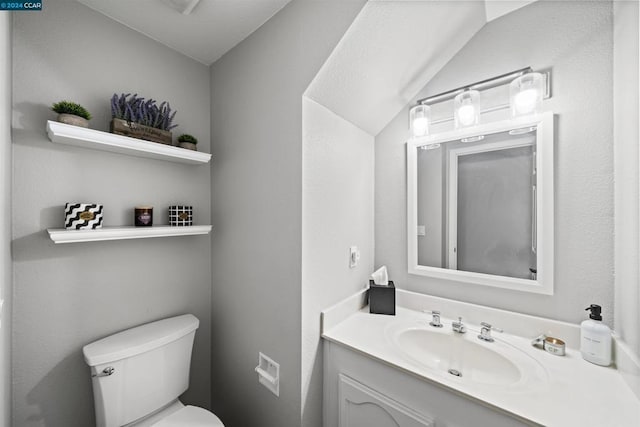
(1, 11), (12, 427)
(305, 0), (486, 136)
(209, 1), (365, 425)
(12, 2), (212, 426)
(613, 0), (640, 367)
(375, 1), (614, 325)
(301, 97), (374, 427)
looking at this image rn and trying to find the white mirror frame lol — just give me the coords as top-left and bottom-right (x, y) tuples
(407, 112), (554, 295)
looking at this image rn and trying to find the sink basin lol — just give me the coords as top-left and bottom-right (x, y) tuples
(386, 322), (548, 389)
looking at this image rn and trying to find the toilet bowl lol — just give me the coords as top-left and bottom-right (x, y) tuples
(151, 404), (223, 427)
(83, 314), (224, 427)
(127, 400), (223, 427)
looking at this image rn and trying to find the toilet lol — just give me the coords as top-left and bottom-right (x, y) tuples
(83, 314), (224, 427)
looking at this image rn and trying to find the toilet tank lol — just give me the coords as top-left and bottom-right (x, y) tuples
(83, 314), (199, 427)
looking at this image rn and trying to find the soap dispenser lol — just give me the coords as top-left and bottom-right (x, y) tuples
(580, 304), (612, 366)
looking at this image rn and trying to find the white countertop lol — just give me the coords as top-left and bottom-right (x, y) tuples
(322, 293), (640, 427)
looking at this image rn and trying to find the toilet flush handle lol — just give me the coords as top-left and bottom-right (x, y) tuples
(92, 366), (115, 378)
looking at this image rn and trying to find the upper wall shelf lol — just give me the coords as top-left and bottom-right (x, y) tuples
(46, 120), (212, 165)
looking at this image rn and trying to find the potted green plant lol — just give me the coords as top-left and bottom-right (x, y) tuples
(177, 134), (198, 151)
(51, 101), (92, 128)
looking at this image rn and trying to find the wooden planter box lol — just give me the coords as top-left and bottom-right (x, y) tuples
(110, 118), (172, 145)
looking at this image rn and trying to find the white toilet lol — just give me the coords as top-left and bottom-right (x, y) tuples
(83, 314), (224, 427)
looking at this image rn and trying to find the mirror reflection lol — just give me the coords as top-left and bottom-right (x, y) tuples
(416, 129), (537, 280)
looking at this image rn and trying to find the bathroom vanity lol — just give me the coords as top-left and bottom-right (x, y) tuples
(322, 290), (640, 427)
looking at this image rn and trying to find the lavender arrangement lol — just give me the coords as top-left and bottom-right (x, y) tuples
(110, 93), (178, 131)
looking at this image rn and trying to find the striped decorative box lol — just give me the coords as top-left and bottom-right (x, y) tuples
(169, 205), (193, 226)
(64, 203), (104, 230)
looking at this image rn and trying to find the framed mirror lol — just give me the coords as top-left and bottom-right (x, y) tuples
(407, 112), (554, 294)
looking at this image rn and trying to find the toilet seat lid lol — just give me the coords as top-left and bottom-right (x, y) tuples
(152, 405), (224, 427)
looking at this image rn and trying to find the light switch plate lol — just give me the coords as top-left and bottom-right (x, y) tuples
(349, 246), (360, 268)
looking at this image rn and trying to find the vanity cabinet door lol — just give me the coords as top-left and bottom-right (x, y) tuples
(339, 374), (434, 427)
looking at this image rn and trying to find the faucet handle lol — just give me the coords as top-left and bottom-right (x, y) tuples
(452, 317), (466, 333)
(478, 322), (502, 342)
(423, 309), (443, 328)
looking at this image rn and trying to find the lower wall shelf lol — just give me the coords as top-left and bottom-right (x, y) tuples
(47, 225), (212, 244)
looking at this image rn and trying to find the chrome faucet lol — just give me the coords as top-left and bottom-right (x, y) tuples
(452, 317), (466, 334)
(423, 310), (443, 328)
(477, 322), (503, 342)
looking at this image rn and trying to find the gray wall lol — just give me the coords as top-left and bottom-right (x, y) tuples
(416, 148), (444, 267)
(209, 1), (365, 425)
(1, 11), (12, 427)
(376, 1), (615, 325)
(12, 2), (212, 425)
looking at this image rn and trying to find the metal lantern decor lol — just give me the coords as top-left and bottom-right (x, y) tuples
(64, 203), (104, 230)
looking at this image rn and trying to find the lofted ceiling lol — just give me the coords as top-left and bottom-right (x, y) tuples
(76, 0), (292, 65)
(76, 0), (537, 134)
(76, 0), (536, 73)
(305, 0), (486, 136)
(305, 0), (537, 135)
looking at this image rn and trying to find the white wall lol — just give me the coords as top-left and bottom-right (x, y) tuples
(484, 0), (536, 22)
(305, 0), (486, 136)
(209, 1), (365, 425)
(1, 11), (12, 427)
(11, 2), (212, 425)
(375, 1), (615, 325)
(301, 97), (374, 427)
(613, 0), (640, 394)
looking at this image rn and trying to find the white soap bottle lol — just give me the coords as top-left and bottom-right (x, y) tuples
(580, 304), (612, 366)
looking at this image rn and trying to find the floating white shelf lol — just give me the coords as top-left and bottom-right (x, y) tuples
(47, 225), (212, 244)
(46, 120), (212, 165)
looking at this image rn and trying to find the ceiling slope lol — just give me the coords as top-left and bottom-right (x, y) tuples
(76, 0), (292, 65)
(305, 0), (487, 136)
(485, 0), (537, 22)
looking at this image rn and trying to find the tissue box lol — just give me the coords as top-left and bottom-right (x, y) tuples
(369, 280), (395, 315)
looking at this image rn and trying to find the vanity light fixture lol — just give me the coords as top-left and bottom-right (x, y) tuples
(408, 67), (550, 140)
(454, 89), (480, 129)
(409, 104), (431, 138)
(509, 72), (544, 117)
